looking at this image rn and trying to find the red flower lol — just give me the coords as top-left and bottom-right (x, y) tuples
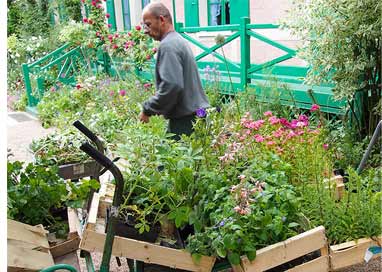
(152, 48), (157, 53)
(135, 25), (141, 31)
(128, 32), (132, 36)
(107, 23), (112, 28)
(76, 84), (81, 89)
(108, 34), (113, 40)
(91, 1), (96, 6)
(88, 19), (93, 24)
(105, 13), (110, 18)
(82, 18), (88, 23)
(119, 89), (126, 96)
(112, 44), (118, 49)
(310, 104), (320, 112)
(146, 54), (151, 60)
(97, 4), (102, 8)
(96, 31), (100, 37)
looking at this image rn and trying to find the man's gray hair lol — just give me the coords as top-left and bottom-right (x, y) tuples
(143, 2), (173, 24)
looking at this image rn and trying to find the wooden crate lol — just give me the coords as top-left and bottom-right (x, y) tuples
(330, 236), (382, 270)
(7, 219), (55, 271)
(79, 191), (216, 271)
(239, 226), (329, 272)
(48, 208), (81, 259)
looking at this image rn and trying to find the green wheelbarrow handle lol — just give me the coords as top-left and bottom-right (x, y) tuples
(40, 264), (78, 272)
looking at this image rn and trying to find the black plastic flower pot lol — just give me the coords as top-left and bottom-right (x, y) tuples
(105, 208), (160, 243)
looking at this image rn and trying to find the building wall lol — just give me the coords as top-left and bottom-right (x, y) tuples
(112, 0), (305, 66)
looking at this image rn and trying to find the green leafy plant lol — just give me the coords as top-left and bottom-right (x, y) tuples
(282, 0), (381, 135)
(7, 160), (99, 236)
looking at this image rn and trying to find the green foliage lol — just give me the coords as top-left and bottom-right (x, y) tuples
(282, 0), (381, 135)
(29, 130), (90, 165)
(300, 167), (382, 244)
(7, 160), (99, 234)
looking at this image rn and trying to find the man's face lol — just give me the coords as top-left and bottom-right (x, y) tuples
(142, 12), (163, 41)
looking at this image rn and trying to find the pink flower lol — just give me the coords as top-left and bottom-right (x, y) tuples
(279, 118), (291, 128)
(97, 4), (102, 8)
(143, 83), (151, 89)
(82, 18), (88, 23)
(152, 48), (157, 53)
(233, 206), (241, 213)
(108, 34), (113, 40)
(323, 143), (329, 150)
(238, 175), (246, 180)
(264, 111), (273, 117)
(128, 32), (132, 36)
(109, 91), (115, 96)
(105, 13), (110, 18)
(96, 31), (101, 37)
(112, 44), (118, 49)
(266, 141), (275, 146)
(50, 86), (56, 92)
(254, 134), (264, 142)
(119, 89), (126, 96)
(310, 104), (320, 112)
(107, 23), (112, 28)
(269, 116), (280, 125)
(273, 128), (284, 138)
(146, 54), (151, 60)
(135, 25), (142, 31)
(91, 1), (96, 6)
(76, 84), (81, 89)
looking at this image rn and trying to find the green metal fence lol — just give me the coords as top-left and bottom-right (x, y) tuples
(175, 18), (346, 114)
(23, 17), (347, 115)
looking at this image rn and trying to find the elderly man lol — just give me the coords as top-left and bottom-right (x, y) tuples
(139, 2), (210, 140)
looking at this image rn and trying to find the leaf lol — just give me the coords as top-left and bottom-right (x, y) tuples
(217, 247), (227, 258)
(288, 222), (299, 228)
(191, 253), (202, 264)
(227, 252), (241, 265)
(246, 250), (256, 261)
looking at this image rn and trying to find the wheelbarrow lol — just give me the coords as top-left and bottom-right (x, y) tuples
(40, 121), (233, 272)
(40, 120), (124, 272)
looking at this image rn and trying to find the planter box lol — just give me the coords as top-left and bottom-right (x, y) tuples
(48, 208), (81, 259)
(79, 191), (216, 271)
(239, 226), (329, 272)
(7, 219), (55, 271)
(330, 236), (382, 270)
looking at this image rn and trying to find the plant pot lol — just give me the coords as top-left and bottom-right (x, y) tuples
(106, 208), (160, 243)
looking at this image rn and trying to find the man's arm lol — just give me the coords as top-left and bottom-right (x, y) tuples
(142, 48), (184, 117)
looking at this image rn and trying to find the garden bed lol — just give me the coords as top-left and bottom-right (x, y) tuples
(330, 236), (382, 271)
(79, 189), (216, 271)
(238, 226), (329, 272)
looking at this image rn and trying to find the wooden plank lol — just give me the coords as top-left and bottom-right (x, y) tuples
(98, 197), (112, 219)
(80, 229), (216, 271)
(286, 256), (329, 272)
(241, 226), (327, 271)
(86, 192), (100, 231)
(8, 241), (54, 271)
(53, 251), (81, 271)
(7, 219), (50, 249)
(49, 236), (81, 258)
(67, 208), (82, 239)
(330, 237), (382, 270)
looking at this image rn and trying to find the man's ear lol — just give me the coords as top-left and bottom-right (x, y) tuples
(159, 15), (166, 24)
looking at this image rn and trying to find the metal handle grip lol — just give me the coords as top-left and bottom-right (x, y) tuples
(73, 120), (98, 143)
(80, 142), (113, 169)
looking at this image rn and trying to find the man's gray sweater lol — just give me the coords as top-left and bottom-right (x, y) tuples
(142, 31), (210, 119)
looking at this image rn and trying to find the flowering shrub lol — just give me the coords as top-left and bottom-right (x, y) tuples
(80, 0), (157, 70)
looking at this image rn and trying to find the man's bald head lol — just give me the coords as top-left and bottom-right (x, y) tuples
(143, 2), (173, 25)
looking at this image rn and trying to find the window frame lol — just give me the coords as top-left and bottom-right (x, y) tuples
(207, 0), (230, 26)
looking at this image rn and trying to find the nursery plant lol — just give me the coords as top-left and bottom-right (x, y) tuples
(7, 160), (99, 236)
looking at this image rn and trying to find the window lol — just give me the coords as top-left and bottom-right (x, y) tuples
(122, 0), (131, 30)
(142, 0), (150, 8)
(208, 0), (230, 26)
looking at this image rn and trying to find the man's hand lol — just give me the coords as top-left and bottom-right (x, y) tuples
(139, 112), (150, 123)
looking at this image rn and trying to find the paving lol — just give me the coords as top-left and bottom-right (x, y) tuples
(6, 110), (381, 272)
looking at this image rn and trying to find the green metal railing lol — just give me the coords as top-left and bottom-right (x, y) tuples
(175, 18), (346, 114)
(23, 18), (347, 114)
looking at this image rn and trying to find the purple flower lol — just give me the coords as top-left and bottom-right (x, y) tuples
(196, 108), (207, 118)
(215, 106), (221, 113)
(219, 220), (226, 227)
